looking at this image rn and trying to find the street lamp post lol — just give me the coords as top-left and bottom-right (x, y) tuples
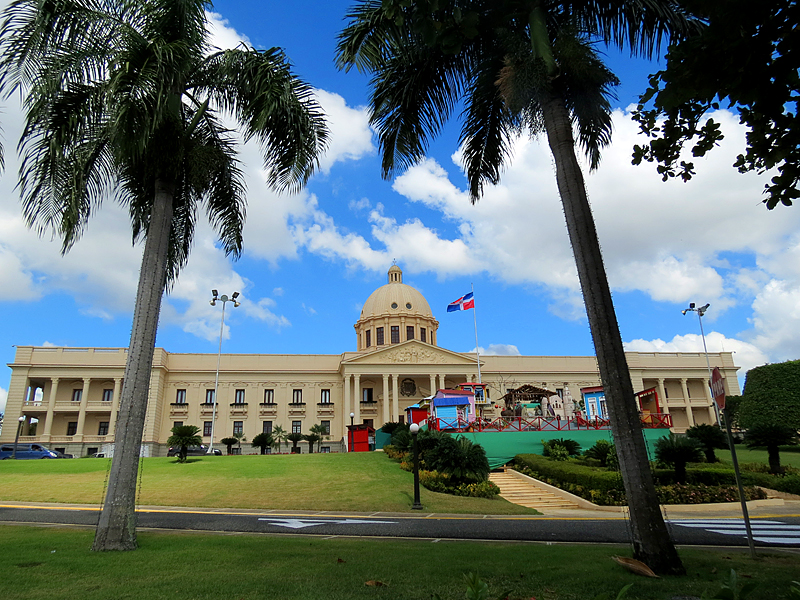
(12, 416), (25, 459)
(682, 302), (756, 558)
(208, 290), (240, 454)
(410, 423), (423, 510)
(350, 412), (355, 426)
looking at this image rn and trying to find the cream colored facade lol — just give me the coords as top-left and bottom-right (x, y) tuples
(2, 267), (741, 455)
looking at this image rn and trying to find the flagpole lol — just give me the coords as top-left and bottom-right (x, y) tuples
(471, 283), (481, 384)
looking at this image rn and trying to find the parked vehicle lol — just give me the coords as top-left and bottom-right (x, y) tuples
(52, 450), (74, 458)
(0, 444), (59, 459)
(166, 445), (222, 457)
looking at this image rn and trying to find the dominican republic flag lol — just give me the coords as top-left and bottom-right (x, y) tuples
(447, 292), (475, 312)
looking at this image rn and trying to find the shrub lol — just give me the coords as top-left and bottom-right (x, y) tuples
(424, 435), (490, 483)
(547, 444), (571, 461)
(542, 438), (581, 456)
(452, 480), (501, 498)
(654, 434), (703, 483)
(419, 470), (452, 493)
(417, 470), (500, 498)
(775, 475), (800, 496)
(656, 484), (766, 504)
(686, 424), (728, 463)
(583, 439), (614, 467)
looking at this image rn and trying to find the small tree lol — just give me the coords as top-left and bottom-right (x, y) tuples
(686, 424), (727, 463)
(542, 438), (581, 457)
(251, 433), (274, 455)
(233, 431), (247, 454)
(220, 437), (238, 456)
(654, 435), (703, 484)
(286, 432), (304, 454)
(584, 439), (614, 467)
(303, 432), (321, 453)
(309, 423), (329, 452)
(167, 425), (202, 463)
(424, 435), (490, 484)
(272, 425), (287, 453)
(744, 423), (798, 475)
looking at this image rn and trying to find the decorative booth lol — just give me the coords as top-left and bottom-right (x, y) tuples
(347, 423), (375, 452)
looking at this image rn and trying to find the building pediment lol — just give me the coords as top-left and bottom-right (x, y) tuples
(343, 341), (479, 366)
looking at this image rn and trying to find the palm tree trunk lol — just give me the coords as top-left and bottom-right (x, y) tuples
(92, 179), (175, 551)
(541, 95), (685, 575)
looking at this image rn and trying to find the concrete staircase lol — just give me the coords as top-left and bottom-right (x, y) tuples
(490, 470), (581, 511)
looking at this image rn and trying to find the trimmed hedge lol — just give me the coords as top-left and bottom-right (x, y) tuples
(513, 454), (769, 505)
(418, 470), (500, 498)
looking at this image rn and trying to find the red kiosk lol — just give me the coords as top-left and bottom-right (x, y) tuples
(347, 423), (375, 452)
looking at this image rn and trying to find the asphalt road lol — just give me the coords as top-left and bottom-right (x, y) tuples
(2, 504), (800, 548)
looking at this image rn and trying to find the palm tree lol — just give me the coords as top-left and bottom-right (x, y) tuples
(220, 436), (239, 455)
(309, 423), (329, 452)
(685, 424), (727, 463)
(337, 0), (696, 574)
(233, 431), (247, 454)
(744, 423), (798, 475)
(272, 425), (288, 453)
(251, 432), (274, 455)
(0, 0), (327, 552)
(654, 434), (703, 484)
(166, 425), (202, 463)
(286, 432), (304, 453)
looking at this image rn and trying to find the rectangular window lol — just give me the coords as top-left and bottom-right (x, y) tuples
(320, 389), (331, 404)
(175, 389), (186, 404)
(556, 388), (564, 399)
(205, 389), (215, 404)
(320, 446), (331, 453)
(98, 422), (109, 436)
(102, 388), (113, 402)
(376, 327), (384, 345)
(264, 389), (274, 404)
(321, 420), (330, 435)
(292, 420), (302, 434)
(292, 389), (303, 404)
(363, 419), (374, 428)
(233, 421), (243, 435)
(365, 330), (371, 347)
(262, 421), (273, 434)
(66, 421), (78, 436)
(173, 421), (183, 429)
(71, 389), (82, 402)
(391, 326), (400, 344)
(231, 447), (242, 455)
(234, 389), (246, 404)
(420, 328), (426, 342)
(265, 447), (272, 454)
(203, 421), (212, 436)
(407, 325), (414, 340)
(362, 388), (373, 403)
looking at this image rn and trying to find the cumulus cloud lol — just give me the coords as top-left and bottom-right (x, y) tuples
(0, 385), (6, 414)
(472, 344), (522, 356)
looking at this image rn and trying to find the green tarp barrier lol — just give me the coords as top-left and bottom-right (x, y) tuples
(375, 429), (392, 450)
(456, 429), (671, 469)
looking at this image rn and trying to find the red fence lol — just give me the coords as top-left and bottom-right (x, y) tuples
(429, 413), (672, 433)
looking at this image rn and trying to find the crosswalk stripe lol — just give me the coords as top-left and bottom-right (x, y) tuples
(668, 519), (800, 545)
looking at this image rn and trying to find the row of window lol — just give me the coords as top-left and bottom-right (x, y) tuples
(175, 388), (333, 405)
(175, 420), (332, 437)
(69, 389), (115, 402)
(65, 421), (108, 436)
(364, 325), (427, 348)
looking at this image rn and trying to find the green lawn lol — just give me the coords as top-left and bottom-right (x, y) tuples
(1, 525), (798, 600)
(0, 452), (536, 514)
(718, 446), (800, 470)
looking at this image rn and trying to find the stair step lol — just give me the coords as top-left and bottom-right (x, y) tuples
(489, 472), (580, 511)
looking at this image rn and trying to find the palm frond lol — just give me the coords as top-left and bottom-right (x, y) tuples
(335, 0), (402, 73)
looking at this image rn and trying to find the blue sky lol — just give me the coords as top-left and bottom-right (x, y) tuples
(2, 1), (800, 413)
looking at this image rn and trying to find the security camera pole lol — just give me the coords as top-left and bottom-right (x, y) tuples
(208, 290), (240, 454)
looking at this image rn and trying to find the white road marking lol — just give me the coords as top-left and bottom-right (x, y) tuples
(257, 518), (396, 530)
(669, 519), (800, 545)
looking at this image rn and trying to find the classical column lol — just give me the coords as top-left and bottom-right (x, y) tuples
(382, 374), (390, 424)
(429, 373), (437, 396)
(42, 377), (60, 440)
(75, 377), (91, 441)
(656, 378), (669, 415)
(392, 374), (399, 422)
(680, 378), (695, 427)
(439, 373), (447, 391)
(109, 377), (122, 437)
(702, 377), (718, 424)
(353, 374), (361, 425)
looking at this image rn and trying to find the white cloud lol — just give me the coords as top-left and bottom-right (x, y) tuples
(624, 332), (769, 380)
(747, 279), (800, 361)
(473, 344), (522, 356)
(314, 89), (375, 174)
(206, 12), (251, 50)
(0, 385), (7, 415)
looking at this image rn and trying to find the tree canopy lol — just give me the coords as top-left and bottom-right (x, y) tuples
(739, 360), (800, 431)
(632, 0), (800, 209)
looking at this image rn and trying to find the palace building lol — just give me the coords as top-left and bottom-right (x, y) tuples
(2, 266), (741, 456)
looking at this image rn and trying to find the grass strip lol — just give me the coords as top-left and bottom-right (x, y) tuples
(0, 452), (536, 514)
(0, 525), (798, 600)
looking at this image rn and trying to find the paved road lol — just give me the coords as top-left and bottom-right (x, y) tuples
(2, 504), (800, 548)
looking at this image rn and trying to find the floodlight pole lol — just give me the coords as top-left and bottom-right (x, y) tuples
(208, 291), (240, 454)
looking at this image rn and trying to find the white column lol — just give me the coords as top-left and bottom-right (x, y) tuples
(75, 378), (91, 441)
(353, 374), (361, 425)
(382, 374), (390, 424)
(343, 374), (351, 440)
(656, 378), (669, 415)
(42, 377), (60, 440)
(702, 377), (717, 424)
(109, 377), (122, 437)
(429, 373), (437, 396)
(392, 374), (399, 422)
(680, 378), (695, 427)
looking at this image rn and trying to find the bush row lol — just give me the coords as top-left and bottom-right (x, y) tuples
(513, 454), (769, 505)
